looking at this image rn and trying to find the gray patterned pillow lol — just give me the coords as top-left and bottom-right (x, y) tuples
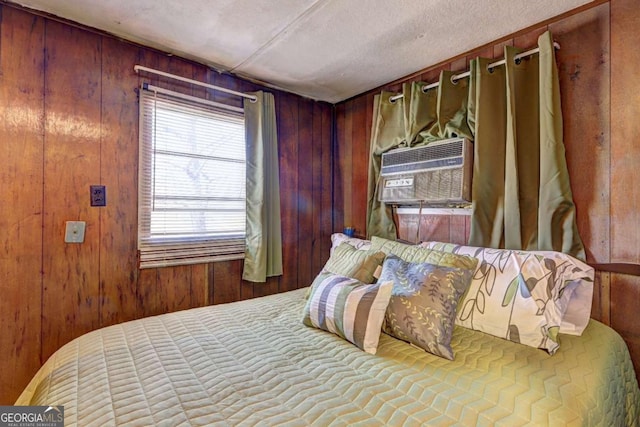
(379, 255), (474, 360)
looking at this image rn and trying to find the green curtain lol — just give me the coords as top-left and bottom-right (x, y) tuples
(242, 91), (283, 282)
(468, 31), (585, 259)
(365, 31), (584, 259)
(366, 76), (472, 239)
(366, 90), (405, 240)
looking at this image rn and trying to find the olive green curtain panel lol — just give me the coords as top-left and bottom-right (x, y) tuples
(537, 34), (585, 258)
(366, 75), (471, 239)
(366, 31), (585, 259)
(366, 90), (405, 240)
(468, 31), (585, 259)
(242, 91), (283, 282)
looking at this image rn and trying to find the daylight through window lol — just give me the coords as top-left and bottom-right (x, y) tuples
(138, 87), (246, 268)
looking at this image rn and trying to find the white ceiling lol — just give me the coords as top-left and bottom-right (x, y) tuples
(14, 0), (593, 103)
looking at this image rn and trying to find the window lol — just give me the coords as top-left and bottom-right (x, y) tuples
(138, 86), (246, 268)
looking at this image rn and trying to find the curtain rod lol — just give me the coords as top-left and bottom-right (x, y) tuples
(134, 65), (258, 102)
(388, 42), (560, 103)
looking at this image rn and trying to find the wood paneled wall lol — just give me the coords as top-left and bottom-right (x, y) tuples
(0, 5), (333, 404)
(334, 0), (640, 376)
(2, 0), (639, 407)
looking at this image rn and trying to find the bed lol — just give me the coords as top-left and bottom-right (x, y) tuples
(17, 238), (640, 426)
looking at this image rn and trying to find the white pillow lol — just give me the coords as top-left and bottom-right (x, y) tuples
(421, 242), (594, 354)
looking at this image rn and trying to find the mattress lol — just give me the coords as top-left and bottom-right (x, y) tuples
(17, 288), (640, 426)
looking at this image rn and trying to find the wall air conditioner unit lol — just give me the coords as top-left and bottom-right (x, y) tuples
(378, 137), (472, 206)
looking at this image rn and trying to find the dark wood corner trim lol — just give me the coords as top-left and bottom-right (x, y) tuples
(590, 263), (640, 277)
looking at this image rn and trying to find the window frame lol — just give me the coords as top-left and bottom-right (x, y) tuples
(137, 85), (246, 269)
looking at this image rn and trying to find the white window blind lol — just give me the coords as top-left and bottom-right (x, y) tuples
(138, 87), (246, 268)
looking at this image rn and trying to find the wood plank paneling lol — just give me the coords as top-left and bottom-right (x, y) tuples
(320, 105), (334, 261)
(189, 264), (208, 309)
(466, 46), (494, 64)
(252, 277), (277, 298)
(297, 98), (314, 288)
(311, 102), (325, 276)
(550, 3), (611, 264)
(420, 216), (453, 243)
(0, 6), (45, 404)
(211, 259), (242, 305)
(99, 37), (140, 327)
(41, 20), (102, 362)
(211, 71), (244, 110)
(493, 40), (514, 60)
(419, 64), (449, 86)
(337, 102), (352, 230)
(449, 216), (468, 245)
(449, 57), (466, 74)
(332, 103), (345, 235)
(610, 0), (640, 263)
(591, 271), (611, 326)
(311, 102), (334, 276)
(396, 214), (420, 244)
(140, 265), (194, 316)
(513, 27), (548, 50)
(137, 268), (157, 318)
(278, 93), (300, 292)
(610, 0), (640, 380)
(351, 96), (368, 236)
(0, 3), (333, 404)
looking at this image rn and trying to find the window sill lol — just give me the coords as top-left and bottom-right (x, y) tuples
(395, 206), (472, 216)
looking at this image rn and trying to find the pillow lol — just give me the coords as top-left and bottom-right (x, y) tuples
(323, 242), (386, 284)
(379, 255), (474, 360)
(330, 232), (372, 255)
(302, 273), (393, 354)
(421, 242), (595, 354)
(370, 236), (477, 271)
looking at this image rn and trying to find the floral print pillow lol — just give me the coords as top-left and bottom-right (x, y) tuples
(422, 242), (594, 354)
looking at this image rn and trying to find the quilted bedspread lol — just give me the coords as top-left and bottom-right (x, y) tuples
(17, 289), (640, 426)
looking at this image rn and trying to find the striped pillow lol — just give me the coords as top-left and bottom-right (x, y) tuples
(302, 274), (393, 354)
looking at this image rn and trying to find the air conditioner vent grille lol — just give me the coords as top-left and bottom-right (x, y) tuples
(382, 139), (463, 168)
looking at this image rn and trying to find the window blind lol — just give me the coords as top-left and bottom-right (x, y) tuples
(138, 88), (246, 268)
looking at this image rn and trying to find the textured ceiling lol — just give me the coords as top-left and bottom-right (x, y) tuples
(15, 0), (593, 103)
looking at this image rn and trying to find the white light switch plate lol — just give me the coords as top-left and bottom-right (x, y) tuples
(65, 221), (86, 243)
